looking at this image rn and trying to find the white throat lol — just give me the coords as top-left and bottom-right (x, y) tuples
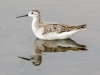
(32, 17), (40, 35)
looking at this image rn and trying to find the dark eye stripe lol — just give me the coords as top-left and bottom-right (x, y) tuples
(31, 12), (33, 14)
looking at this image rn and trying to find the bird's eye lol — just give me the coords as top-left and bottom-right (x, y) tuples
(31, 12), (33, 14)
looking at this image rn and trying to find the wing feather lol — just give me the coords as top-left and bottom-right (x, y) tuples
(39, 22), (86, 35)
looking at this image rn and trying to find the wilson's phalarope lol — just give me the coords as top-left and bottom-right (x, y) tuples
(16, 10), (86, 40)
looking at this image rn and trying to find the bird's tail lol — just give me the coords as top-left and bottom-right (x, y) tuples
(67, 24), (87, 32)
(77, 24), (87, 29)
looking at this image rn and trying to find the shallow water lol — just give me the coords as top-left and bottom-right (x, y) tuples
(0, 0), (100, 75)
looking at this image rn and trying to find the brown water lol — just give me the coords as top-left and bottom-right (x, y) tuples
(0, 0), (100, 75)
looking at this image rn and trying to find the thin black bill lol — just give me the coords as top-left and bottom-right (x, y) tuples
(16, 14), (28, 18)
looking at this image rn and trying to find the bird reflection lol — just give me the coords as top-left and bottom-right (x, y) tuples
(18, 38), (87, 66)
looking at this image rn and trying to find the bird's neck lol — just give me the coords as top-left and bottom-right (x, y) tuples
(32, 16), (40, 26)
(32, 17), (41, 33)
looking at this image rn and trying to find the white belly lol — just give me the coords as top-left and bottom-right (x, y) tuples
(35, 29), (80, 40)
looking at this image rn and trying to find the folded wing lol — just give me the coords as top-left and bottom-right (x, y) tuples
(41, 23), (86, 35)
